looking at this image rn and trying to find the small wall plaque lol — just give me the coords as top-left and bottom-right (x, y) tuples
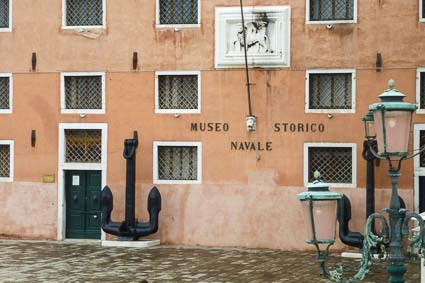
(42, 174), (55, 183)
(72, 175), (80, 186)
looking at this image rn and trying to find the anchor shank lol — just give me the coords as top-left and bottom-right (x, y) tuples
(124, 138), (138, 228)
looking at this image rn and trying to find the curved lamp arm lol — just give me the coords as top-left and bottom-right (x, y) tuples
(402, 212), (425, 261)
(365, 140), (425, 171)
(317, 213), (389, 282)
(362, 140), (377, 162)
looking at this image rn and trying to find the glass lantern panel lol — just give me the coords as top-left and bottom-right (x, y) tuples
(301, 200), (338, 242)
(374, 111), (385, 155)
(366, 120), (376, 139)
(374, 111), (411, 155)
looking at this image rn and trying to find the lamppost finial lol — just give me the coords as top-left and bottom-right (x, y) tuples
(388, 79), (395, 90)
(313, 170), (321, 181)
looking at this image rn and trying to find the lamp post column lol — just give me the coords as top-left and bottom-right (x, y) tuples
(363, 140), (377, 223)
(387, 168), (407, 283)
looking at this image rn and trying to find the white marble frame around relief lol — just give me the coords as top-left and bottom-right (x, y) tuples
(215, 6), (291, 69)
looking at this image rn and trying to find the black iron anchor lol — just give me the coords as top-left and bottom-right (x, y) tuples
(101, 131), (161, 240)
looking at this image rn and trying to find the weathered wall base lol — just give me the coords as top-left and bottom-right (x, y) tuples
(0, 182), (57, 240)
(108, 170), (413, 251)
(0, 171), (414, 250)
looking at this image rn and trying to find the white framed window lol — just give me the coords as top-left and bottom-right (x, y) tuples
(0, 140), (14, 182)
(62, 0), (106, 29)
(416, 68), (425, 114)
(155, 71), (201, 114)
(60, 72), (105, 114)
(0, 73), (12, 114)
(156, 0), (200, 28)
(58, 123), (107, 170)
(304, 143), (356, 188)
(153, 141), (202, 184)
(420, 0), (425, 22)
(0, 0), (11, 32)
(306, 0), (357, 24)
(305, 69), (356, 113)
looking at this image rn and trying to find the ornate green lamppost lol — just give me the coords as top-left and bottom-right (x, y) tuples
(298, 80), (425, 283)
(297, 171), (343, 277)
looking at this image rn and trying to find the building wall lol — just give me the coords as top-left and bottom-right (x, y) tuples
(0, 0), (424, 249)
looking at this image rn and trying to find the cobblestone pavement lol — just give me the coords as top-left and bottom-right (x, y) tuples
(0, 240), (420, 283)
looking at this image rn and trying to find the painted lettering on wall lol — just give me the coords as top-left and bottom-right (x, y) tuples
(273, 123), (325, 133)
(191, 123), (230, 132)
(230, 141), (272, 151)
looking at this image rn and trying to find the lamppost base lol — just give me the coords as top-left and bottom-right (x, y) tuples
(388, 264), (407, 283)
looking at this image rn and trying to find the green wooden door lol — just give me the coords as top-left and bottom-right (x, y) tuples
(65, 170), (102, 239)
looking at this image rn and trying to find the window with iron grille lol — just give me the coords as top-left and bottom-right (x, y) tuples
(154, 142), (201, 184)
(0, 76), (11, 112)
(156, 72), (200, 113)
(64, 0), (104, 27)
(307, 71), (355, 112)
(62, 73), (104, 113)
(0, 141), (13, 182)
(65, 129), (102, 163)
(418, 71), (425, 112)
(420, 130), (425, 167)
(307, 145), (354, 186)
(0, 144), (10, 178)
(308, 0), (355, 22)
(158, 0), (199, 25)
(0, 0), (10, 29)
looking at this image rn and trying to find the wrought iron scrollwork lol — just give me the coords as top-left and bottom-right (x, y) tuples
(402, 212), (425, 261)
(318, 210), (425, 282)
(317, 213), (389, 282)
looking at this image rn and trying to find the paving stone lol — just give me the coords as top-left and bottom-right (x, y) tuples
(0, 240), (420, 282)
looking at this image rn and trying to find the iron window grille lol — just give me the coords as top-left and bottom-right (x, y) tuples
(0, 77), (10, 110)
(0, 0), (9, 29)
(420, 130), (425, 167)
(64, 75), (103, 111)
(419, 72), (425, 111)
(0, 144), (10, 178)
(65, 129), (102, 163)
(65, 0), (103, 27)
(309, 0), (354, 22)
(157, 74), (199, 111)
(308, 72), (353, 111)
(308, 147), (353, 184)
(157, 146), (198, 181)
(158, 0), (199, 25)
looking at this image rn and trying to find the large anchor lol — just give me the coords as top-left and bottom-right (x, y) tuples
(101, 131), (161, 240)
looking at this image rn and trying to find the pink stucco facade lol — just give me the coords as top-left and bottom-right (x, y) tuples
(0, 0), (424, 250)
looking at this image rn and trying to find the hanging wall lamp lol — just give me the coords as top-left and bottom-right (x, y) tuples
(239, 0), (256, 131)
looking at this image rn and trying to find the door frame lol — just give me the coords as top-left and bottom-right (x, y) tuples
(57, 123), (108, 241)
(413, 124), (425, 213)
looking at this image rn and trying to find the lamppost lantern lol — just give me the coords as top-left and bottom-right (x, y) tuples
(362, 111), (376, 140)
(369, 79), (417, 159)
(297, 171), (342, 246)
(297, 171), (343, 277)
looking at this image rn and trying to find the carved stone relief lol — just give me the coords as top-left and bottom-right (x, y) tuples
(215, 6), (291, 68)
